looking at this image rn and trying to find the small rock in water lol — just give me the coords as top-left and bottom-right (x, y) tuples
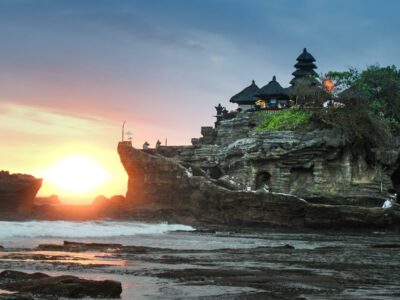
(36, 240), (123, 251)
(280, 244), (295, 249)
(0, 270), (122, 299)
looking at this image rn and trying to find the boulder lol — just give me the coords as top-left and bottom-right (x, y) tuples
(34, 194), (61, 206)
(92, 195), (110, 206)
(110, 194), (126, 207)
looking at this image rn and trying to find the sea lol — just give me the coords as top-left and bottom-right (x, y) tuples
(0, 220), (350, 250)
(0, 221), (399, 299)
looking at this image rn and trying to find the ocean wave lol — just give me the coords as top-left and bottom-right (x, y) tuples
(0, 221), (195, 238)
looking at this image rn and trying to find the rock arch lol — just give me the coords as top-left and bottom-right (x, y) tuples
(255, 171), (272, 189)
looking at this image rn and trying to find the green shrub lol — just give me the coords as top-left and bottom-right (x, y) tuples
(311, 105), (391, 161)
(255, 108), (312, 132)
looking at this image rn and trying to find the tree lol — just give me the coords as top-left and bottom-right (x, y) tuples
(290, 77), (329, 108)
(325, 68), (360, 95)
(326, 65), (400, 133)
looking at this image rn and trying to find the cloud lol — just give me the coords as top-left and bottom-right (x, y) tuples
(0, 102), (116, 138)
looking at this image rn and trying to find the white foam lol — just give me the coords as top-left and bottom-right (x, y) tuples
(0, 221), (195, 239)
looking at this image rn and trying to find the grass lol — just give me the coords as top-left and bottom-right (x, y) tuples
(254, 108), (312, 132)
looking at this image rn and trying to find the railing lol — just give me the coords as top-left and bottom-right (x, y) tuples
(262, 110), (282, 114)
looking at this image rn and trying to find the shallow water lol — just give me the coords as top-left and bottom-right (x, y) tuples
(0, 221), (399, 299)
(0, 220), (195, 239)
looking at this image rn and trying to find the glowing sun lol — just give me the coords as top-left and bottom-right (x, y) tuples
(44, 156), (111, 194)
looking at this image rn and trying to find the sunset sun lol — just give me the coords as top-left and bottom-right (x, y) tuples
(44, 156), (111, 195)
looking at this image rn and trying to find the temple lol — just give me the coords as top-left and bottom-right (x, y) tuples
(229, 80), (259, 111)
(226, 48), (319, 114)
(256, 76), (290, 110)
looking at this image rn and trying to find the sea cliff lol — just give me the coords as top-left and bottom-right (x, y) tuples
(118, 112), (400, 229)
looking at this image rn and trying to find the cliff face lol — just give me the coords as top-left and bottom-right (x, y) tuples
(118, 142), (400, 229)
(0, 171), (42, 214)
(157, 114), (400, 206)
(119, 143), (307, 226)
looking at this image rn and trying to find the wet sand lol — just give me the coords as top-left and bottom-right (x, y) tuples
(0, 229), (400, 299)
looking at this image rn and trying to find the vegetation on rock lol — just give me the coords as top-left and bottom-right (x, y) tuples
(311, 100), (391, 159)
(255, 108), (312, 131)
(326, 65), (400, 134)
(311, 65), (400, 155)
(256, 65), (399, 157)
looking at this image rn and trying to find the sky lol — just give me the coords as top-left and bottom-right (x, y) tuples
(1, 0), (400, 203)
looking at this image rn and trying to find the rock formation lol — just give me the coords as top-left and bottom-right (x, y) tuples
(118, 153), (400, 228)
(0, 171), (42, 215)
(0, 270), (122, 298)
(118, 112), (400, 229)
(144, 114), (400, 206)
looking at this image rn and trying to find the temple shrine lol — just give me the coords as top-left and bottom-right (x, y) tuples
(256, 76), (290, 110)
(229, 80), (260, 111)
(228, 48), (319, 113)
(290, 48), (318, 85)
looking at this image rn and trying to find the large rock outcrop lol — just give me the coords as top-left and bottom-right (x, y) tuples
(155, 114), (400, 206)
(118, 142), (307, 226)
(118, 142), (400, 229)
(0, 171), (42, 215)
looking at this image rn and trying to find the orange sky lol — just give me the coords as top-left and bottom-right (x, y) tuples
(0, 94), (218, 204)
(0, 82), (219, 204)
(0, 102), (124, 203)
(0, 100), (209, 204)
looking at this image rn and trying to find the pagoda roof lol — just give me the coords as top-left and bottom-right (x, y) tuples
(256, 76), (289, 99)
(292, 69), (318, 77)
(230, 80), (260, 104)
(294, 61), (317, 69)
(296, 48), (316, 62)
